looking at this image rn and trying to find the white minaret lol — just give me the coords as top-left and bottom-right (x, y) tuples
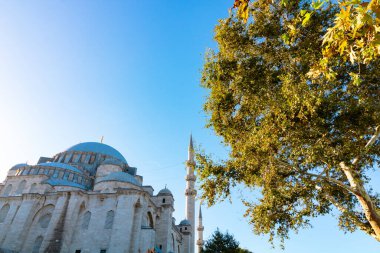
(196, 204), (204, 253)
(185, 135), (196, 253)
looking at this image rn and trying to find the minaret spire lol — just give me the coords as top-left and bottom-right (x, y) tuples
(188, 133), (194, 161)
(185, 134), (196, 253)
(197, 204), (204, 253)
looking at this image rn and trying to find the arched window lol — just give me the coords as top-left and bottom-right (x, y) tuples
(3, 184), (12, 196)
(104, 210), (114, 229)
(38, 213), (52, 228)
(0, 204), (10, 223)
(172, 233), (175, 251)
(72, 153), (79, 162)
(30, 183), (37, 193)
(32, 236), (43, 253)
(147, 212), (154, 228)
(16, 180), (26, 194)
(162, 198), (166, 203)
(82, 211), (91, 230)
(89, 155), (96, 164)
(64, 154), (72, 163)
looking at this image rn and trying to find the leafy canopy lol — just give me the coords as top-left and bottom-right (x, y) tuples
(199, 0), (380, 244)
(233, 0), (380, 84)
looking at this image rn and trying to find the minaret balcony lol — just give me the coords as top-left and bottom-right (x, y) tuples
(196, 239), (204, 245)
(185, 188), (197, 196)
(186, 160), (196, 167)
(185, 174), (196, 181)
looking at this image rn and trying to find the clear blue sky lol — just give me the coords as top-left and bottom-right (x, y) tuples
(0, 1), (379, 252)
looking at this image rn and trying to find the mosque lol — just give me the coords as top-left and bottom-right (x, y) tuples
(0, 137), (204, 253)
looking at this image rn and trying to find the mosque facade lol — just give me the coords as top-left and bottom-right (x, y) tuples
(0, 138), (204, 253)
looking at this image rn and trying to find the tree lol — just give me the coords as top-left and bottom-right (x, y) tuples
(198, 0), (380, 244)
(202, 229), (253, 253)
(233, 0), (380, 69)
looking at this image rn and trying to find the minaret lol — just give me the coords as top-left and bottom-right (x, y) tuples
(196, 204), (204, 253)
(185, 135), (196, 253)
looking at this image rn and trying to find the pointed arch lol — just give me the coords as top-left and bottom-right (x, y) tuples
(23, 205), (54, 253)
(32, 204), (55, 225)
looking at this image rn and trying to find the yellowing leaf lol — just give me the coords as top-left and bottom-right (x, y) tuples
(233, 0), (250, 23)
(339, 40), (348, 55)
(302, 12), (313, 26)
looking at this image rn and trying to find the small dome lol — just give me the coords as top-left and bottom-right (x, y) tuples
(179, 219), (191, 226)
(158, 188), (172, 196)
(66, 142), (127, 163)
(95, 172), (141, 186)
(10, 163), (28, 170)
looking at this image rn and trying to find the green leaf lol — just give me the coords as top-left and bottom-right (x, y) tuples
(302, 12), (313, 26)
(349, 72), (362, 86)
(281, 33), (291, 44)
(311, 0), (325, 10)
(281, 0), (289, 7)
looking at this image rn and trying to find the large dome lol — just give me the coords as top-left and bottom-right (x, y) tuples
(65, 142), (127, 163)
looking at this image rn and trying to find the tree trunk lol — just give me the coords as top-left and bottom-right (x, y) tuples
(340, 162), (380, 241)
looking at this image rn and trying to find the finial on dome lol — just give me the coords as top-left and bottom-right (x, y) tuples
(100, 136), (104, 143)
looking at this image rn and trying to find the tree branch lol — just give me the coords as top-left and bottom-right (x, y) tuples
(275, 159), (357, 195)
(302, 171), (358, 195)
(323, 194), (376, 238)
(352, 125), (380, 166)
